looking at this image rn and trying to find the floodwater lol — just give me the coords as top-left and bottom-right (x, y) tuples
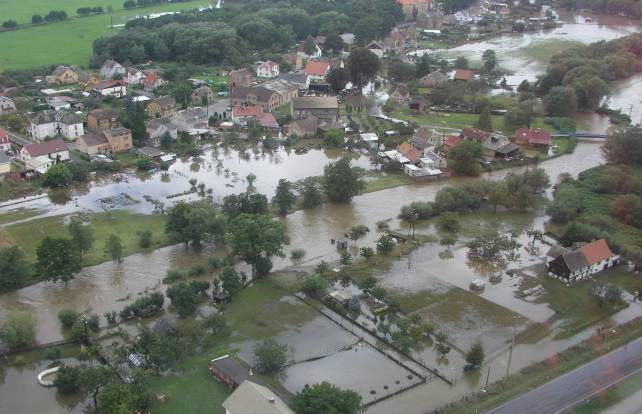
(0, 146), (374, 220)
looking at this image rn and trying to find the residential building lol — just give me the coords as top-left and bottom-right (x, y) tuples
(229, 69), (253, 89)
(419, 70), (449, 87)
(0, 96), (17, 115)
(291, 96), (339, 122)
(45, 66), (78, 85)
(232, 105), (263, 123)
(191, 86), (215, 106)
(282, 53), (303, 71)
(339, 33), (355, 46)
(0, 128), (11, 152)
(287, 116), (319, 137)
(210, 355), (253, 388)
(453, 69), (474, 82)
(87, 108), (120, 131)
(100, 59), (126, 79)
(222, 381), (294, 414)
(460, 127), (489, 143)
(411, 128), (440, 153)
(396, 0), (431, 17)
(94, 80), (127, 97)
(256, 61), (279, 78)
(76, 131), (111, 155)
(367, 42), (386, 58)
(420, 150), (447, 169)
(255, 113), (280, 130)
(47, 97), (71, 111)
(516, 127), (552, 148)
(389, 84), (410, 105)
(304, 61), (330, 81)
(103, 127), (133, 152)
(482, 133), (511, 157)
(146, 117), (178, 146)
(124, 67), (145, 85)
(279, 73), (310, 91)
(172, 107), (208, 131)
(297, 41), (322, 60)
(231, 79), (298, 112)
(360, 132), (379, 149)
(260, 79), (299, 105)
(443, 135), (462, 151)
(398, 141), (423, 164)
(79, 73), (101, 92)
(20, 138), (69, 162)
(547, 239), (619, 283)
(147, 96), (177, 118)
(143, 72), (165, 91)
(28, 110), (83, 141)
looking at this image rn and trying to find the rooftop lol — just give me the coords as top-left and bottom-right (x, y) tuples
(292, 96), (338, 110)
(222, 381), (294, 414)
(23, 139), (69, 157)
(581, 239), (616, 265)
(304, 61), (330, 77)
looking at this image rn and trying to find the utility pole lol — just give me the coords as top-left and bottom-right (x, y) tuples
(484, 365), (491, 388)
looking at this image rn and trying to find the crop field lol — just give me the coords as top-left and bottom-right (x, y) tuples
(0, 0), (210, 70)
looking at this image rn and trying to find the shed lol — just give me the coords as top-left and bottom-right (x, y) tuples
(210, 355), (258, 388)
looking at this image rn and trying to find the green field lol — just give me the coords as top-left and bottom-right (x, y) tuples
(521, 39), (584, 63)
(0, 1), (210, 70)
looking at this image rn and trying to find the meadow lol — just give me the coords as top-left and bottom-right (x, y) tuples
(0, 0), (211, 70)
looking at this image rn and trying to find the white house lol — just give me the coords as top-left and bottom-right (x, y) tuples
(0, 128), (11, 152)
(28, 110), (83, 141)
(20, 138), (70, 163)
(222, 381), (294, 414)
(256, 61), (279, 78)
(360, 132), (379, 149)
(94, 80), (127, 97)
(547, 239), (620, 284)
(0, 96), (17, 115)
(100, 59), (126, 79)
(124, 67), (145, 85)
(297, 41), (322, 60)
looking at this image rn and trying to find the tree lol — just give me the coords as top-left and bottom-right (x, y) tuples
(58, 309), (81, 329)
(388, 59), (416, 82)
(32, 14), (43, 24)
(517, 79), (530, 92)
(254, 338), (288, 374)
(544, 86), (578, 117)
(447, 140), (484, 176)
(105, 234), (124, 263)
(2, 20), (18, 29)
(81, 366), (116, 409)
(166, 201), (225, 246)
(42, 163), (73, 188)
(273, 178), (297, 215)
(592, 283), (623, 308)
(477, 106), (493, 131)
(347, 47), (381, 90)
(326, 67), (350, 93)
(0, 245), (29, 292)
(222, 192), (269, 218)
(166, 281), (209, 318)
(504, 100), (538, 129)
(602, 128), (642, 166)
(324, 32), (344, 53)
(360, 247), (375, 259)
(303, 36), (316, 55)
(246, 173), (257, 186)
(611, 194), (642, 227)
(376, 234), (395, 253)
(0, 311), (36, 350)
(465, 340), (484, 369)
(349, 224), (370, 245)
(292, 382), (362, 414)
(36, 237), (81, 284)
(454, 56), (469, 69)
(302, 179), (323, 209)
(221, 267), (243, 294)
(323, 157), (365, 203)
(54, 366), (82, 394)
(68, 218), (94, 258)
(138, 230), (153, 248)
(98, 382), (148, 414)
(437, 212), (460, 233)
(302, 275), (329, 298)
(227, 214), (287, 277)
(354, 16), (383, 44)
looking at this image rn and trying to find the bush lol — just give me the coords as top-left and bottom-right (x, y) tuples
(58, 309), (81, 329)
(290, 248), (306, 261)
(399, 201), (435, 220)
(137, 230), (153, 248)
(119, 292), (164, 320)
(376, 234), (395, 254)
(254, 339), (288, 374)
(302, 275), (328, 298)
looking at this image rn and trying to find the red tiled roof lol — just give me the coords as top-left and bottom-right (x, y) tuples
(454, 69), (474, 81)
(304, 61), (330, 77)
(0, 128), (9, 144)
(581, 239), (615, 265)
(444, 135), (462, 148)
(23, 139), (68, 157)
(232, 105), (263, 118)
(516, 128), (551, 145)
(461, 128), (488, 142)
(256, 112), (279, 129)
(398, 141), (422, 163)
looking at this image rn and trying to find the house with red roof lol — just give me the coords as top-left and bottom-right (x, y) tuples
(143, 72), (165, 91)
(547, 239), (619, 283)
(443, 135), (462, 152)
(398, 141), (423, 164)
(20, 138), (70, 162)
(0, 128), (11, 152)
(515, 128), (552, 148)
(232, 105), (263, 123)
(304, 61), (330, 81)
(453, 69), (474, 82)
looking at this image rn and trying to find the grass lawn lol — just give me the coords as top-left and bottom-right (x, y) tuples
(0, 209), (169, 266)
(0, 1), (211, 70)
(600, 268), (642, 295)
(0, 177), (43, 203)
(0, 207), (42, 225)
(570, 369), (642, 414)
(521, 39), (584, 63)
(362, 171), (415, 193)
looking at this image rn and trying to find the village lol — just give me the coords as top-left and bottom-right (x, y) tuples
(1, 0), (642, 413)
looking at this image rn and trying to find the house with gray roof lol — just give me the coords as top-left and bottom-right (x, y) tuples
(28, 110), (84, 141)
(100, 59), (126, 79)
(222, 380), (294, 414)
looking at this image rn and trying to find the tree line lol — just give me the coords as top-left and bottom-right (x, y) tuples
(559, 0), (642, 19)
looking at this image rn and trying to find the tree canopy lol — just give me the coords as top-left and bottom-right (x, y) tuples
(292, 382), (362, 414)
(323, 157), (365, 203)
(165, 201), (225, 246)
(36, 237), (81, 284)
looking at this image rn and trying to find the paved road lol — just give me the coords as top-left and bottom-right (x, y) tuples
(5, 129), (34, 147)
(488, 336), (642, 414)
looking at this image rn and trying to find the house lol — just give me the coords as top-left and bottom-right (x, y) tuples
(100, 59), (126, 79)
(45, 66), (78, 85)
(411, 128), (440, 152)
(494, 142), (520, 158)
(453, 69), (474, 82)
(460, 127), (489, 143)
(420, 150), (447, 169)
(148, 96), (177, 118)
(0, 96), (16, 115)
(146, 117), (178, 146)
(547, 239), (619, 283)
(232, 105), (263, 123)
(79, 73), (101, 92)
(516, 128), (552, 148)
(191, 86), (215, 106)
(398, 141), (423, 164)
(419, 70), (449, 87)
(124, 67), (145, 85)
(231, 80), (298, 112)
(282, 53), (303, 71)
(255, 113), (280, 130)
(389, 84), (410, 105)
(339, 33), (356, 46)
(143, 72), (164, 91)
(87, 108), (120, 131)
(210, 355), (255, 388)
(20, 138), (69, 162)
(367, 42), (386, 58)
(256, 61), (279, 78)
(28, 110), (83, 140)
(229, 69), (253, 89)
(103, 127), (133, 153)
(222, 380), (294, 414)
(304, 61), (330, 81)
(25, 156), (56, 175)
(396, 0), (431, 17)
(443, 135), (462, 151)
(279, 72), (310, 91)
(260, 79), (299, 106)
(47, 97), (71, 111)
(287, 116), (318, 137)
(291, 96), (339, 122)
(0, 128), (11, 152)
(482, 133), (511, 157)
(360, 132), (379, 149)
(297, 40), (322, 60)
(76, 131), (111, 155)
(172, 107), (208, 131)
(0, 152), (11, 176)
(94, 80), (127, 97)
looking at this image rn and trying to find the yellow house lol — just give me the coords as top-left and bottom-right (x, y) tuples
(45, 66), (79, 85)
